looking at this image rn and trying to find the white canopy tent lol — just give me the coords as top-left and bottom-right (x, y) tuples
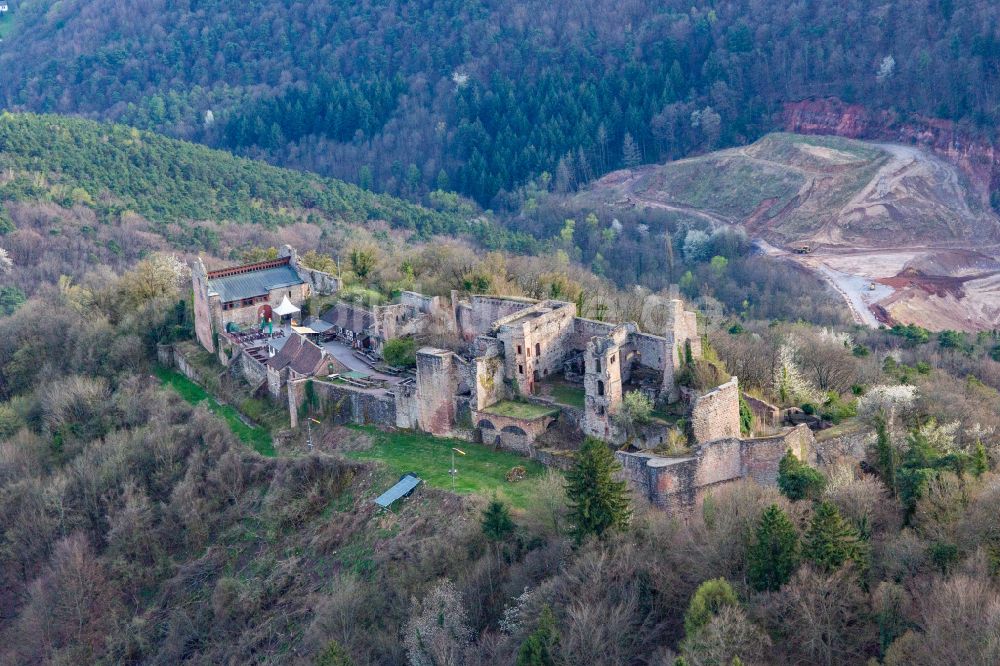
(273, 294), (300, 317)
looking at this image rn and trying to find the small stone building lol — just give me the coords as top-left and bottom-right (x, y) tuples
(320, 302), (375, 348)
(265, 333), (329, 398)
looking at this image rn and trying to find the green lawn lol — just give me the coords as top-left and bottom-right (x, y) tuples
(548, 383), (586, 409)
(155, 366), (276, 456)
(483, 400), (559, 420)
(346, 426), (552, 509)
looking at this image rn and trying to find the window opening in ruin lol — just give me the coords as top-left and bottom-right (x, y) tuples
(611, 355), (615, 364)
(597, 380), (605, 396)
(517, 344), (522, 354)
(518, 364), (524, 374)
(535, 342), (541, 356)
(595, 358), (601, 373)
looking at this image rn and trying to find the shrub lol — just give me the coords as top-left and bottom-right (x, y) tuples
(777, 450), (826, 501)
(382, 337), (417, 368)
(684, 578), (739, 637)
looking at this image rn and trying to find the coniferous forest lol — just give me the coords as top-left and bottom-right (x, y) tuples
(2, 0), (1000, 206)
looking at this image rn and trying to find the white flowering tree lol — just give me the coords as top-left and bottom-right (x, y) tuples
(404, 580), (472, 666)
(773, 344), (820, 405)
(856, 384), (918, 428)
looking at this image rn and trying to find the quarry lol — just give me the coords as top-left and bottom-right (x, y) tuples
(581, 131), (1000, 332)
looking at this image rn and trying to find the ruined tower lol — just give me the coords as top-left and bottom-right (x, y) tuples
(583, 325), (630, 440)
(662, 299), (701, 401)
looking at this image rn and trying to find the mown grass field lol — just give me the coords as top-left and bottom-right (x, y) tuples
(155, 365), (276, 456)
(346, 426), (553, 510)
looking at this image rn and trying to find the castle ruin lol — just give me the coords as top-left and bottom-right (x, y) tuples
(193, 247), (815, 512)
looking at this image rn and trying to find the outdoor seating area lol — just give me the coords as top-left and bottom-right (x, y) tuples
(330, 370), (389, 390)
(225, 328), (286, 347)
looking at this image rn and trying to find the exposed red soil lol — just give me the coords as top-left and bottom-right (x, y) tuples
(783, 97), (1000, 198)
(870, 303), (896, 327)
(875, 268), (993, 299)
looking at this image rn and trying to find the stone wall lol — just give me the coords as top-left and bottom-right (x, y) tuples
(617, 423), (816, 511)
(401, 290), (441, 313)
(531, 447), (576, 471)
(392, 381), (420, 429)
(690, 377), (741, 445)
(191, 259), (216, 352)
(236, 349), (268, 389)
(583, 324), (632, 440)
(472, 348), (506, 410)
(288, 378), (397, 428)
(571, 317), (618, 349)
(814, 426), (873, 466)
(494, 301), (577, 395)
(281, 243), (341, 296)
(473, 409), (555, 455)
(617, 451), (700, 512)
(742, 393), (781, 431)
(416, 347), (458, 435)
(662, 299), (701, 401)
(457, 295), (537, 340)
(631, 333), (669, 375)
(267, 365), (285, 399)
(742, 424), (816, 485)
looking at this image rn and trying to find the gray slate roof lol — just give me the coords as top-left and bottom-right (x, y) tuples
(266, 333), (326, 375)
(321, 302), (374, 334)
(209, 265), (304, 303)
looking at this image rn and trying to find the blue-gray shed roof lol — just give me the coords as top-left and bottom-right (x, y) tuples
(209, 265), (304, 303)
(375, 473), (422, 508)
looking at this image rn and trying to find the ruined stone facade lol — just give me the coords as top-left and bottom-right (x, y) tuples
(415, 347), (460, 436)
(663, 299), (701, 401)
(491, 300), (577, 395)
(690, 377), (742, 445)
(583, 324), (631, 440)
(618, 424), (816, 511)
(372, 291), (451, 352)
(195, 271), (813, 515)
(474, 410), (556, 456)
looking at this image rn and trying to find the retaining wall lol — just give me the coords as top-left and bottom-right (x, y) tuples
(617, 423), (816, 512)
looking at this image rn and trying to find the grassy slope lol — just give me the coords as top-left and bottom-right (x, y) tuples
(155, 365), (276, 456)
(346, 426), (551, 510)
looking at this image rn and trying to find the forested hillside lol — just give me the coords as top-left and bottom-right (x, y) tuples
(2, 0), (998, 207)
(4, 239), (1000, 664)
(0, 113), (537, 297)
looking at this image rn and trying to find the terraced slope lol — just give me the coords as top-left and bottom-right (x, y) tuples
(583, 132), (1000, 249)
(579, 132), (1000, 330)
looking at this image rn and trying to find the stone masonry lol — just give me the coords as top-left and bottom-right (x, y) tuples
(415, 347), (460, 435)
(583, 323), (632, 441)
(690, 377), (742, 445)
(617, 424), (816, 511)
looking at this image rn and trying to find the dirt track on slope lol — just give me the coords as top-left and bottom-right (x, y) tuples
(591, 139), (1000, 331)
